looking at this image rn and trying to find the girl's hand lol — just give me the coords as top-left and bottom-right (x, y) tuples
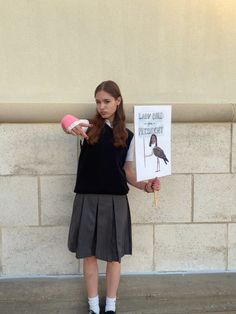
(145, 177), (160, 193)
(70, 122), (93, 139)
(61, 115), (93, 139)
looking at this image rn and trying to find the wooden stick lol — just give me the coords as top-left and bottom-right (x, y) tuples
(154, 190), (158, 207)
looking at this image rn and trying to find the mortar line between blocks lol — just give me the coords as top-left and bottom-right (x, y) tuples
(191, 174), (194, 222)
(132, 222), (234, 225)
(38, 177), (41, 226)
(0, 172), (232, 177)
(226, 223), (229, 271)
(0, 227), (2, 274)
(230, 122), (233, 174)
(152, 224), (155, 271)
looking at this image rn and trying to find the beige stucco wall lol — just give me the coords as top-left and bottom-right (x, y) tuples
(0, 0), (236, 106)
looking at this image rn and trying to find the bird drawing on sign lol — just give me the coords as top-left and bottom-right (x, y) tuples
(145, 134), (169, 172)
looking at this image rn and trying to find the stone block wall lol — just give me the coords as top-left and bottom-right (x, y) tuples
(0, 122), (236, 276)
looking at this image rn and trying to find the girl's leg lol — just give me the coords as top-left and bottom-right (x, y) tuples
(83, 256), (99, 297)
(83, 256), (100, 313)
(106, 261), (121, 297)
(105, 261), (121, 312)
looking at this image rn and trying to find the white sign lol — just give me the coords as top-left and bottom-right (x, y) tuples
(134, 105), (172, 181)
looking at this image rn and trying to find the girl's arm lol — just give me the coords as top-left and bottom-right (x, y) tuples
(123, 161), (160, 193)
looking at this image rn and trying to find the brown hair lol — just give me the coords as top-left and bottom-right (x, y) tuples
(87, 80), (128, 147)
(149, 134), (158, 146)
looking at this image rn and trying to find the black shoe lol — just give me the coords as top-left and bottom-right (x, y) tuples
(105, 311), (116, 314)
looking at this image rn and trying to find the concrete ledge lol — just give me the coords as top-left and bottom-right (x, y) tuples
(0, 273), (236, 313)
(0, 103), (235, 123)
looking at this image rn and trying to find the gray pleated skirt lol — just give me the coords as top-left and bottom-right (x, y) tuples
(68, 193), (132, 262)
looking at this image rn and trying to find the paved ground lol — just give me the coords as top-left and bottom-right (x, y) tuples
(0, 273), (236, 313)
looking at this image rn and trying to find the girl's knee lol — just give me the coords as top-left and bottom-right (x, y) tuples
(107, 261), (119, 264)
(84, 256), (97, 265)
(106, 261), (121, 268)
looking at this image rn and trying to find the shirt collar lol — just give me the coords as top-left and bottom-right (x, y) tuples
(105, 119), (113, 128)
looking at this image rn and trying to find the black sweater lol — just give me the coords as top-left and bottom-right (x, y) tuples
(74, 124), (134, 195)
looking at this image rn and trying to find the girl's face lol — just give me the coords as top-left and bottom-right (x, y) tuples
(151, 135), (156, 144)
(95, 90), (121, 122)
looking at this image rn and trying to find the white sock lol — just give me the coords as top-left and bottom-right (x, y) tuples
(105, 296), (116, 312)
(88, 295), (100, 314)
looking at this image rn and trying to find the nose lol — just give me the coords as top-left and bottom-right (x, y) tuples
(99, 103), (105, 110)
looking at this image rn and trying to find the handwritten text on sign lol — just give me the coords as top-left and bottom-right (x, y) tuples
(134, 106), (172, 181)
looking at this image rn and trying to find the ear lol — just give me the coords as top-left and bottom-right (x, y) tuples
(117, 96), (121, 106)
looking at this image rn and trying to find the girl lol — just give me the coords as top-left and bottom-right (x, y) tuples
(61, 81), (160, 314)
(146, 134), (169, 172)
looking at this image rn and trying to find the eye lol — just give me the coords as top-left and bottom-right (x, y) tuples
(105, 100), (110, 104)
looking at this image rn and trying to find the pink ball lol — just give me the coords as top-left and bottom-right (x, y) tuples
(61, 114), (79, 130)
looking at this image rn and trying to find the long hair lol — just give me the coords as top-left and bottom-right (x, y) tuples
(87, 80), (128, 147)
(149, 134), (157, 146)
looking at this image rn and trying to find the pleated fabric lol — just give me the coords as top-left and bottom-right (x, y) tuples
(68, 194), (132, 262)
